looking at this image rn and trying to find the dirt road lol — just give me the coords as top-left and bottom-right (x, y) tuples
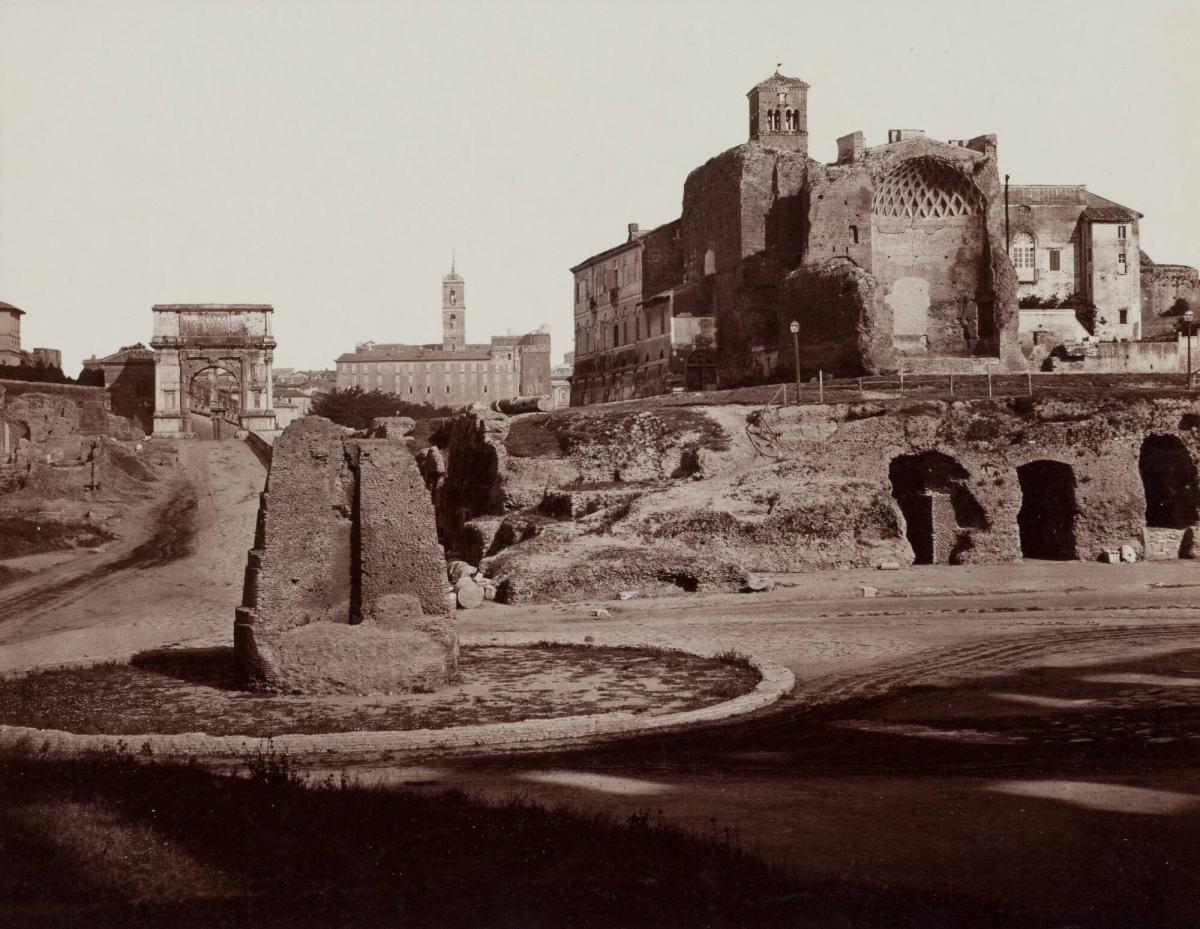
(0, 440), (264, 674)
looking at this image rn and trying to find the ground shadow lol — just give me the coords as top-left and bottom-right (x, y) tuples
(130, 646), (239, 690)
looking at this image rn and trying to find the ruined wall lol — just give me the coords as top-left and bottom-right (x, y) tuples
(1141, 261), (1200, 339)
(236, 416), (456, 694)
(777, 257), (879, 373)
(436, 396), (1200, 603)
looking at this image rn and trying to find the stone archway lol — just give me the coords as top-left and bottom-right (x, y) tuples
(150, 304), (276, 435)
(1017, 460), (1078, 560)
(888, 450), (988, 564)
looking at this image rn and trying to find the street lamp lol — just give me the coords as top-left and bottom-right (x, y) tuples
(789, 320), (801, 402)
(1186, 310), (1195, 391)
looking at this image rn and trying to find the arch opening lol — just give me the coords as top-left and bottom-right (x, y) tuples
(1016, 460), (1078, 560)
(1139, 434), (1199, 529)
(888, 451), (988, 565)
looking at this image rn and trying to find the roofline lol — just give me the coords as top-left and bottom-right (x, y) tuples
(570, 237), (643, 274)
(152, 304), (274, 312)
(0, 305), (25, 316)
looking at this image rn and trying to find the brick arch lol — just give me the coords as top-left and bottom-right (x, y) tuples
(872, 158), (985, 220)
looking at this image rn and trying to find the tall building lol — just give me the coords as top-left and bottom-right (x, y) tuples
(336, 264), (551, 405)
(570, 70), (1019, 405)
(0, 302), (25, 366)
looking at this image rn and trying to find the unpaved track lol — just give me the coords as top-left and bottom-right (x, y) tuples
(0, 441), (264, 672)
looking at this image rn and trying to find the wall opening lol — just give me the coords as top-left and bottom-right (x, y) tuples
(888, 451), (988, 564)
(1139, 434), (1199, 529)
(1016, 460), (1078, 560)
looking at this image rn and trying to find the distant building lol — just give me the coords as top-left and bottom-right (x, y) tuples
(273, 388), (313, 428)
(1141, 256), (1200, 340)
(1008, 185), (1144, 342)
(31, 348), (62, 368)
(82, 343), (157, 434)
(550, 354), (572, 409)
(0, 302), (24, 366)
(336, 264), (551, 405)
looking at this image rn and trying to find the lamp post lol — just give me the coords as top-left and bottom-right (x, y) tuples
(1186, 310), (1195, 391)
(789, 320), (801, 402)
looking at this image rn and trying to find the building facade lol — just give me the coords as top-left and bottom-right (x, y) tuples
(1009, 185), (1143, 344)
(0, 302), (23, 366)
(570, 71), (1022, 405)
(82, 343), (157, 434)
(336, 266), (551, 406)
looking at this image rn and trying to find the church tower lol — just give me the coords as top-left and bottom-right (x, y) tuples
(442, 258), (465, 351)
(747, 70), (810, 156)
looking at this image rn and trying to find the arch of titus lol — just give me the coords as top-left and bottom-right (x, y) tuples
(151, 304), (277, 435)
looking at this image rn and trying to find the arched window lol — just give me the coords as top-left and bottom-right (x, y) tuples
(784, 109), (793, 131)
(772, 109), (781, 130)
(850, 225), (859, 244)
(1010, 232), (1036, 283)
(449, 288), (457, 305)
(703, 248), (716, 276)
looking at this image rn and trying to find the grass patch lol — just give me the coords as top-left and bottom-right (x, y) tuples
(0, 516), (114, 560)
(0, 645), (760, 738)
(0, 748), (812, 928)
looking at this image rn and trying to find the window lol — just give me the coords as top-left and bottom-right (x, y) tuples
(1118, 226), (1128, 240)
(849, 224), (859, 244)
(408, 386), (414, 394)
(1049, 249), (1061, 271)
(1010, 232), (1036, 282)
(446, 385), (451, 394)
(483, 385), (488, 393)
(426, 386), (431, 394)
(704, 248), (716, 276)
(1119, 309), (1129, 325)
(613, 324), (619, 347)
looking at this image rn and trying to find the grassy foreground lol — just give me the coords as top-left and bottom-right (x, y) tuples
(0, 747), (800, 929)
(0, 746), (1086, 928)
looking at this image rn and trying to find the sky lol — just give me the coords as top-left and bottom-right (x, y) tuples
(2, 0), (1198, 373)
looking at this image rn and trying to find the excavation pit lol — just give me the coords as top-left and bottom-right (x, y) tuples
(0, 644), (760, 739)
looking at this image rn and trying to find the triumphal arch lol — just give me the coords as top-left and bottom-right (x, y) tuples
(150, 304), (277, 435)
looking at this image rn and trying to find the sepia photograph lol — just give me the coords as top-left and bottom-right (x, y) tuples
(1, 0), (1198, 926)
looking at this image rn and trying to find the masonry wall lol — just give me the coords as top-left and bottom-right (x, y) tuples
(1141, 263), (1200, 339)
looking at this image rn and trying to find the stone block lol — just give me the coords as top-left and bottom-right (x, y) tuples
(234, 417), (456, 695)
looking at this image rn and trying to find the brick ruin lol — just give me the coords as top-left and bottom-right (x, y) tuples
(571, 72), (1021, 405)
(235, 416), (457, 694)
(416, 396), (1200, 603)
(0, 379), (145, 494)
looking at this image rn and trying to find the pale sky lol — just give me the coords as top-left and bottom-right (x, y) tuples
(2, 0), (1198, 373)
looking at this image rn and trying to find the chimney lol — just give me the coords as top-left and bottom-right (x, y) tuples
(627, 222), (640, 241)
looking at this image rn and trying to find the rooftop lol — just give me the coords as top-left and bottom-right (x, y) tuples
(152, 304), (274, 312)
(748, 70), (810, 92)
(0, 301), (25, 316)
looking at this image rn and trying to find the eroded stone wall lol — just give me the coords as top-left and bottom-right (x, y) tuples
(236, 416), (456, 694)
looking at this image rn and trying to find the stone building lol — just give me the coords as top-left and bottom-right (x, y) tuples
(336, 265), (551, 405)
(1008, 185), (1144, 346)
(1141, 257), (1200, 339)
(82, 343), (157, 434)
(570, 71), (1020, 405)
(0, 302), (24, 366)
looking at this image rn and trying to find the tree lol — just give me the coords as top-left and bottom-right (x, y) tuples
(1167, 297), (1192, 317)
(310, 387), (457, 430)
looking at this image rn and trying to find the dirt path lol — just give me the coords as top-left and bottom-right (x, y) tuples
(0, 441), (264, 674)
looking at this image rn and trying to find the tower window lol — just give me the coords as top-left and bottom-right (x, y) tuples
(449, 288), (457, 304)
(850, 225), (859, 244)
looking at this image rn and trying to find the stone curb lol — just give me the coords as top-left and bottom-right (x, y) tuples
(0, 634), (794, 761)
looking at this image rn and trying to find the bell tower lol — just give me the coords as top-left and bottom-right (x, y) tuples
(747, 69), (810, 156)
(442, 256), (465, 351)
